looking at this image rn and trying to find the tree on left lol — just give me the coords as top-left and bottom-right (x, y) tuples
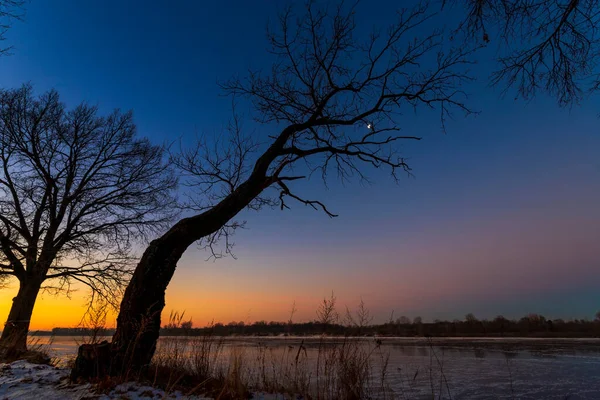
(0, 86), (176, 358)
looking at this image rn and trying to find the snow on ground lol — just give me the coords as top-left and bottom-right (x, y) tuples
(0, 360), (285, 399)
(1, 360), (91, 400)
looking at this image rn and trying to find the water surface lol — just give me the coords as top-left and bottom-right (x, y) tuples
(33, 336), (600, 399)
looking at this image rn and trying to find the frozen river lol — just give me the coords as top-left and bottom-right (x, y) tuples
(33, 336), (600, 399)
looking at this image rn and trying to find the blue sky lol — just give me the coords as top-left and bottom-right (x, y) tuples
(0, 0), (599, 326)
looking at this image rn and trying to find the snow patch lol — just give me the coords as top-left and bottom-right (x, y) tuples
(0, 360), (220, 399)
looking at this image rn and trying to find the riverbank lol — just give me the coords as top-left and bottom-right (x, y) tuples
(0, 360), (283, 400)
(0, 360), (181, 399)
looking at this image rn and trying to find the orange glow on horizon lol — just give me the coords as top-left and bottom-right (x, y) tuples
(0, 280), (372, 331)
(1, 206), (598, 333)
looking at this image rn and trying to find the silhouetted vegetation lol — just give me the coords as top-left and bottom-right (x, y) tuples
(85, 0), (482, 377)
(0, 86), (176, 357)
(40, 312), (600, 338)
(0, 0), (593, 383)
(159, 314), (600, 338)
(84, 0), (600, 379)
(453, 0), (600, 106)
(134, 312), (397, 399)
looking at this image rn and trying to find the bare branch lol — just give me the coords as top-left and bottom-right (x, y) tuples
(452, 0), (600, 105)
(178, 1), (477, 249)
(277, 179), (338, 217)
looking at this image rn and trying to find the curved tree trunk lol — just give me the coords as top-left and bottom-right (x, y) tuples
(0, 278), (42, 357)
(71, 176), (270, 379)
(70, 232), (189, 380)
(108, 233), (189, 376)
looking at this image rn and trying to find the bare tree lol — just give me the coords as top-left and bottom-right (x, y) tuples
(317, 291), (339, 326)
(0, 86), (176, 357)
(450, 0), (600, 105)
(465, 313), (478, 323)
(72, 1), (477, 378)
(344, 298), (373, 333)
(288, 300), (297, 325)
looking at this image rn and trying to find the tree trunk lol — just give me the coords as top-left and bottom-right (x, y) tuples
(0, 278), (42, 357)
(68, 232), (186, 379)
(70, 340), (112, 382)
(71, 176), (270, 379)
(108, 232), (189, 376)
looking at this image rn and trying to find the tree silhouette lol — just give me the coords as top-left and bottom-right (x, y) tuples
(452, 0), (600, 106)
(0, 86), (176, 357)
(317, 292), (339, 326)
(71, 1), (478, 378)
(465, 313), (478, 323)
(344, 297), (373, 334)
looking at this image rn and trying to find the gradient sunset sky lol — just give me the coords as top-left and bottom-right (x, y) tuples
(0, 0), (599, 330)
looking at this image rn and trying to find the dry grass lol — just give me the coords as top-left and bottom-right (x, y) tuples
(70, 299), (403, 399)
(26, 334), (55, 365)
(108, 297), (398, 400)
(69, 297), (496, 399)
(148, 335), (395, 399)
(0, 334), (56, 365)
(142, 299), (397, 399)
(149, 314), (251, 399)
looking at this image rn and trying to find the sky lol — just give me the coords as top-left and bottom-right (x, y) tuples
(0, 0), (599, 330)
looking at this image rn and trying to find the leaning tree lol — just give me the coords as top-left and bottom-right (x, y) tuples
(70, 1), (480, 377)
(0, 86), (176, 356)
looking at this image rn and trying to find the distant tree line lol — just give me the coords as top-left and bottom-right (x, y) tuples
(126, 312), (600, 338)
(46, 327), (115, 337)
(31, 312), (600, 338)
(31, 311), (600, 339)
(156, 313), (600, 338)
